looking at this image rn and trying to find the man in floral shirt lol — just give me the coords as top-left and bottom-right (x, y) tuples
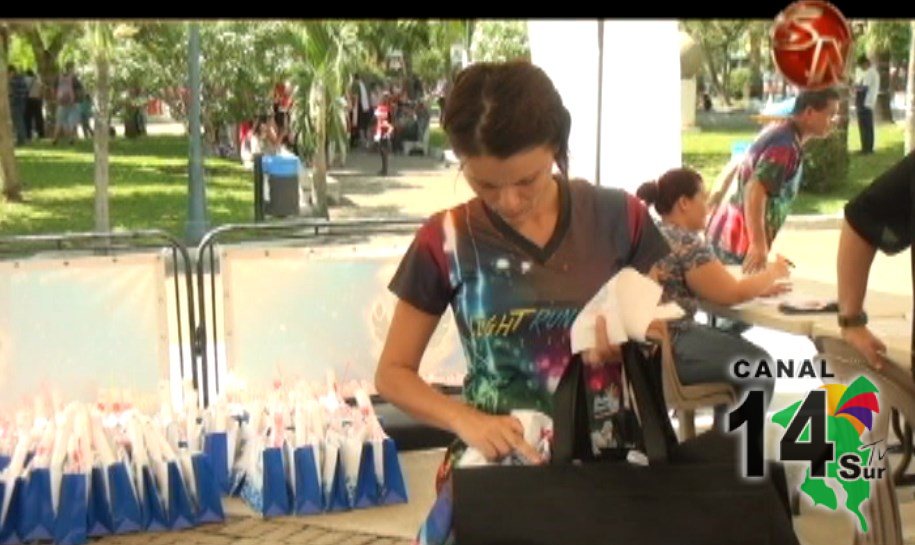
(707, 88), (840, 273)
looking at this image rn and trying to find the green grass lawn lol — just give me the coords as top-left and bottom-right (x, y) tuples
(1, 121), (908, 239)
(682, 122), (907, 215)
(0, 136), (251, 239)
(429, 126), (447, 151)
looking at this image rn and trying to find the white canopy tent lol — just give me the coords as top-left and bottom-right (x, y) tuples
(528, 20), (682, 193)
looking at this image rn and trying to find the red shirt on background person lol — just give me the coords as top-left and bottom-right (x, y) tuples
(374, 94), (393, 141)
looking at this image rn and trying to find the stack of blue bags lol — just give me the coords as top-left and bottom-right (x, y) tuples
(0, 403), (224, 545)
(203, 386), (408, 518)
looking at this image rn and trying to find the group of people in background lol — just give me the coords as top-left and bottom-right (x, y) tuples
(238, 73), (438, 176)
(7, 61), (95, 147)
(350, 73), (435, 176)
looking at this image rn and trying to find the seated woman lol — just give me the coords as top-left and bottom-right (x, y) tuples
(637, 167), (790, 419)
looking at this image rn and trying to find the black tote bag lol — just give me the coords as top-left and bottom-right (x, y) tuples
(453, 342), (800, 545)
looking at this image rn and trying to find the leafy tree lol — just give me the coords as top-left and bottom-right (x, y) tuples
(470, 20), (530, 63)
(681, 20), (749, 106)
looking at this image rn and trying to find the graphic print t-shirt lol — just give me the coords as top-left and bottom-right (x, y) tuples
(389, 177), (669, 450)
(655, 223), (716, 332)
(706, 121), (803, 264)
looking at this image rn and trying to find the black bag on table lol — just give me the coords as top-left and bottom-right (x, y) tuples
(453, 342), (800, 545)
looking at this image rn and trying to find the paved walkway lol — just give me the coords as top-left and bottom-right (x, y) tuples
(100, 516), (411, 545)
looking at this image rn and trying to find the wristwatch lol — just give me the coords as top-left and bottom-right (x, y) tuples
(838, 311), (868, 328)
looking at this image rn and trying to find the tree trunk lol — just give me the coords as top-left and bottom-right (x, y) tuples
(465, 20), (475, 57)
(310, 82), (329, 219)
(704, 53), (725, 104)
(22, 26), (70, 129)
(35, 48), (58, 126)
(124, 103), (141, 138)
(94, 49), (111, 232)
(906, 21), (915, 154)
(721, 56), (733, 106)
(876, 49), (894, 123)
(748, 26), (763, 99)
(0, 29), (22, 202)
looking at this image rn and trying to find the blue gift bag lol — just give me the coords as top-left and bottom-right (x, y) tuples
(166, 461), (195, 530)
(0, 477), (25, 545)
(203, 433), (230, 495)
(380, 438), (408, 505)
(353, 443), (381, 509)
(107, 462), (142, 534)
(19, 468), (55, 541)
(292, 446), (322, 515)
(86, 466), (113, 537)
(191, 453), (225, 524)
(140, 466), (168, 532)
(260, 448), (291, 518)
(52, 473), (87, 545)
(326, 450), (350, 513)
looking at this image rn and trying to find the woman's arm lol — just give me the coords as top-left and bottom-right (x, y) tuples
(375, 298), (541, 463)
(685, 255), (789, 306)
(375, 298), (467, 431)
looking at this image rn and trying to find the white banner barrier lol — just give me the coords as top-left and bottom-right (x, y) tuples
(0, 252), (174, 415)
(214, 242), (465, 399)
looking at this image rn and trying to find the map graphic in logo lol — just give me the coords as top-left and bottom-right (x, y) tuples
(772, 376), (883, 532)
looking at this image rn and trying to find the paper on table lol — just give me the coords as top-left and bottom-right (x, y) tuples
(719, 265), (811, 309)
(570, 267), (684, 354)
(738, 292), (832, 310)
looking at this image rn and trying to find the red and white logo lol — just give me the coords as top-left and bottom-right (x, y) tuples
(771, 0), (853, 90)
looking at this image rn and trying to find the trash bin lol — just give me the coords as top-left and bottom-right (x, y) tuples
(262, 155), (301, 218)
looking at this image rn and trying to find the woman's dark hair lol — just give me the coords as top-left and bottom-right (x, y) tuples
(442, 61), (572, 180)
(636, 167), (704, 215)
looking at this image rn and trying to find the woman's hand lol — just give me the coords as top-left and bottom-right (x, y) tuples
(451, 406), (543, 464)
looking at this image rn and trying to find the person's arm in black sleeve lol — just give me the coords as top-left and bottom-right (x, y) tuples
(844, 151), (915, 256)
(838, 150), (915, 369)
